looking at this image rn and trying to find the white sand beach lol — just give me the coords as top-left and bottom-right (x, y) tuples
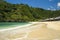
(0, 21), (60, 40)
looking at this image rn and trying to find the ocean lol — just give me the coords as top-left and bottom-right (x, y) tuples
(0, 22), (29, 29)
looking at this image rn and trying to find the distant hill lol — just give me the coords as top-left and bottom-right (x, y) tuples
(0, 0), (60, 22)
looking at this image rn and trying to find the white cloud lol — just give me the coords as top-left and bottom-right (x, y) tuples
(47, 8), (56, 11)
(47, 8), (50, 10)
(48, 6), (56, 10)
(57, 2), (60, 7)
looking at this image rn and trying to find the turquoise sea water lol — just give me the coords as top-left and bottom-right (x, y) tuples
(0, 22), (29, 29)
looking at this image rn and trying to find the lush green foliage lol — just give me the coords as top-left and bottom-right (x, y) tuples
(0, 0), (60, 22)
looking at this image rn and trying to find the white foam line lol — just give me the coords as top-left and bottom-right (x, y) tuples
(0, 22), (38, 32)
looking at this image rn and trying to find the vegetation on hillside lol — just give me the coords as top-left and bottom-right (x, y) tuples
(0, 0), (60, 22)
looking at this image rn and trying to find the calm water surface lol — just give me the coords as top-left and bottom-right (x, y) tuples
(0, 22), (29, 29)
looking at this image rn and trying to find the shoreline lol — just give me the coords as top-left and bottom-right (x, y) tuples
(0, 21), (60, 40)
(0, 22), (39, 32)
(0, 21), (60, 31)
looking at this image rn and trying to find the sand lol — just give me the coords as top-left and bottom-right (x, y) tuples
(0, 21), (60, 40)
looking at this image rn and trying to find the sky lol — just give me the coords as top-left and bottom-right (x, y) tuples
(5, 0), (60, 10)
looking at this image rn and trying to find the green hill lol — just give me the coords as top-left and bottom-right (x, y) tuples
(0, 0), (60, 22)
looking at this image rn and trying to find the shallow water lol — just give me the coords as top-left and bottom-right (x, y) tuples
(0, 22), (28, 29)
